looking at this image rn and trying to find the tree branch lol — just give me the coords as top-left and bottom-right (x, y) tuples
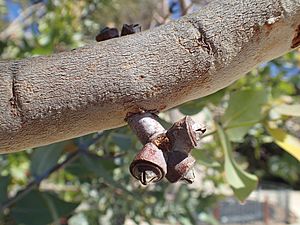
(0, 0), (300, 153)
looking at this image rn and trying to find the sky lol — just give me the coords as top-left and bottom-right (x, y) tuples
(4, 0), (21, 21)
(2, 0), (298, 79)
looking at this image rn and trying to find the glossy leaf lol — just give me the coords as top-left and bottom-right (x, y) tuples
(222, 88), (268, 142)
(268, 155), (300, 183)
(192, 150), (221, 168)
(266, 125), (300, 161)
(179, 89), (225, 115)
(111, 133), (132, 151)
(273, 104), (300, 117)
(65, 157), (92, 178)
(11, 190), (78, 225)
(0, 176), (9, 203)
(81, 153), (131, 195)
(217, 124), (258, 202)
(30, 142), (69, 177)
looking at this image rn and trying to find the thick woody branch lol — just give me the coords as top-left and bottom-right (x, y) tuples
(0, 0), (300, 153)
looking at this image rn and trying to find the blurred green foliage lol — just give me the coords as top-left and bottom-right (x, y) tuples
(0, 0), (300, 224)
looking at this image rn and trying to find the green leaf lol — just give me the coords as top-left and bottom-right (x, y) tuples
(0, 176), (9, 203)
(273, 104), (300, 117)
(31, 45), (53, 56)
(179, 89), (225, 115)
(30, 141), (69, 177)
(81, 153), (132, 196)
(268, 155), (300, 183)
(11, 190), (78, 225)
(65, 157), (92, 178)
(111, 133), (132, 151)
(222, 88), (268, 142)
(192, 150), (221, 168)
(75, 133), (101, 146)
(266, 125), (300, 161)
(198, 212), (219, 225)
(217, 124), (258, 202)
(277, 81), (296, 95)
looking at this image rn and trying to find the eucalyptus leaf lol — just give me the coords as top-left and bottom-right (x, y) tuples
(111, 133), (132, 151)
(192, 150), (221, 168)
(81, 153), (132, 196)
(266, 125), (300, 161)
(179, 89), (225, 115)
(217, 124), (258, 202)
(0, 176), (9, 203)
(65, 157), (92, 178)
(273, 104), (300, 117)
(222, 88), (268, 142)
(30, 141), (69, 177)
(11, 190), (78, 225)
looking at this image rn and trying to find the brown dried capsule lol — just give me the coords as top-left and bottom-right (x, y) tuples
(166, 116), (206, 153)
(95, 27), (119, 42)
(130, 143), (167, 185)
(181, 168), (195, 184)
(121, 24), (141, 36)
(165, 151), (196, 183)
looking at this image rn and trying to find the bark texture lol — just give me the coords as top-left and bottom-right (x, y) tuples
(1, 0), (300, 153)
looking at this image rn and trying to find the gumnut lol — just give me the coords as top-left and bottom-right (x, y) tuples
(130, 143), (167, 185)
(121, 24), (141, 36)
(166, 116), (206, 153)
(95, 27), (119, 42)
(165, 151), (196, 183)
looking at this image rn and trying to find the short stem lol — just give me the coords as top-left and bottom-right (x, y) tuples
(126, 112), (166, 144)
(202, 119), (265, 138)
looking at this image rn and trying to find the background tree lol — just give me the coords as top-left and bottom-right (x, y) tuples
(0, 0), (300, 225)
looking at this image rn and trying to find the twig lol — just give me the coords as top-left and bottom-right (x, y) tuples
(0, 151), (79, 212)
(0, 132), (105, 212)
(201, 118), (274, 139)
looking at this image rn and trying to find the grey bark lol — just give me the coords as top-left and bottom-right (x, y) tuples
(1, 0), (300, 153)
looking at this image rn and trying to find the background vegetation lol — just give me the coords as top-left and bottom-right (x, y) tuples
(0, 0), (299, 224)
